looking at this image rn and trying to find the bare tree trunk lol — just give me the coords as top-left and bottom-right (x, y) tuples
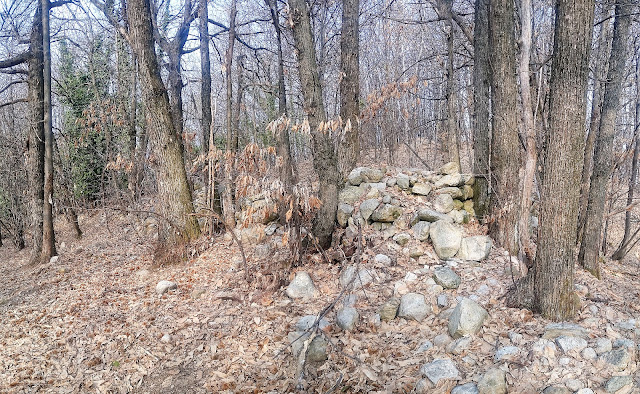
(200, 0), (211, 154)
(488, 0), (520, 255)
(530, 0), (594, 320)
(577, 8), (612, 243)
(472, 0), (490, 220)
(222, 0), (237, 228)
(127, 0), (200, 242)
(444, 0), (460, 170)
(232, 55), (244, 151)
(41, 0), (56, 262)
(517, 0), (536, 263)
(338, 0), (360, 178)
(28, 4), (45, 265)
(289, 0), (339, 249)
(578, 2), (634, 278)
(265, 0), (294, 191)
(128, 56), (140, 199)
(612, 58), (640, 260)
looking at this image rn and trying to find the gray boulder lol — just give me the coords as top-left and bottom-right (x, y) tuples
(555, 336), (588, 353)
(337, 307), (359, 331)
(437, 187), (463, 199)
(434, 193), (455, 213)
(374, 253), (392, 266)
(430, 220), (463, 259)
(412, 221), (431, 241)
(448, 298), (488, 338)
(379, 297), (400, 321)
(296, 315), (330, 331)
(494, 346), (520, 361)
(398, 293), (431, 322)
(604, 376), (633, 393)
(393, 232), (411, 246)
(371, 204), (403, 223)
(339, 185), (366, 204)
(420, 358), (460, 385)
(457, 236), (492, 261)
(415, 208), (453, 223)
(542, 387), (570, 394)
(286, 271), (317, 299)
(156, 280), (177, 295)
(340, 265), (375, 288)
(359, 198), (380, 221)
(452, 383), (479, 394)
(542, 322), (589, 339)
(306, 336), (328, 363)
(396, 173), (411, 189)
(336, 203), (354, 227)
(433, 266), (461, 289)
(435, 174), (463, 188)
(439, 162), (460, 175)
(600, 347), (632, 370)
(412, 183), (432, 196)
(477, 368), (507, 394)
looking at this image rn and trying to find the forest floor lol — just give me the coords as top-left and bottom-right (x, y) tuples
(1, 190), (640, 393)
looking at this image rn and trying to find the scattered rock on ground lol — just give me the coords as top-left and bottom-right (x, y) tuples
(604, 376), (633, 393)
(600, 347), (632, 370)
(452, 382), (479, 394)
(556, 336), (588, 353)
(155, 280), (177, 295)
(296, 315), (330, 331)
(379, 297), (400, 321)
(398, 293), (431, 322)
(494, 346), (520, 362)
(542, 322), (589, 339)
(286, 271), (317, 299)
(433, 266), (461, 289)
(449, 298), (488, 338)
(415, 208), (453, 223)
(337, 307), (359, 331)
(430, 220), (463, 259)
(477, 367), (507, 394)
(306, 336), (328, 363)
(371, 204), (403, 223)
(393, 232), (411, 246)
(412, 221), (431, 241)
(542, 387), (570, 394)
(420, 358), (460, 385)
(374, 253), (391, 266)
(457, 236), (492, 261)
(412, 183), (432, 196)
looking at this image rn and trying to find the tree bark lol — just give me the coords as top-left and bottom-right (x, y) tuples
(338, 0), (360, 178)
(488, 0), (520, 255)
(577, 8), (612, 243)
(200, 0), (212, 154)
(612, 57), (640, 260)
(517, 0), (536, 263)
(222, 0), (237, 228)
(289, 0), (339, 249)
(41, 0), (57, 262)
(578, 2), (634, 277)
(444, 0), (460, 170)
(127, 0), (200, 242)
(27, 3), (45, 265)
(532, 0), (594, 320)
(472, 0), (490, 221)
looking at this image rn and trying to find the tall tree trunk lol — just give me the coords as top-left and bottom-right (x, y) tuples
(127, 0), (200, 242)
(472, 0), (490, 220)
(612, 57), (640, 260)
(517, 0), (536, 263)
(41, 0), (56, 262)
(265, 0), (294, 190)
(232, 55), (244, 151)
(531, 0), (594, 320)
(28, 4), (45, 265)
(289, 0), (339, 249)
(128, 56), (139, 199)
(578, 2), (634, 278)
(222, 0), (237, 228)
(488, 0), (520, 255)
(200, 0), (212, 154)
(577, 8), (612, 243)
(444, 0), (460, 170)
(338, 0), (360, 178)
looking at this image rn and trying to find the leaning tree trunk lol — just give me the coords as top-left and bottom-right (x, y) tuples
(488, 0), (521, 255)
(27, 4), (45, 265)
(41, 0), (56, 262)
(612, 57), (640, 260)
(289, 0), (339, 249)
(127, 0), (200, 242)
(578, 2), (634, 277)
(472, 0), (490, 221)
(531, 0), (594, 320)
(338, 0), (360, 178)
